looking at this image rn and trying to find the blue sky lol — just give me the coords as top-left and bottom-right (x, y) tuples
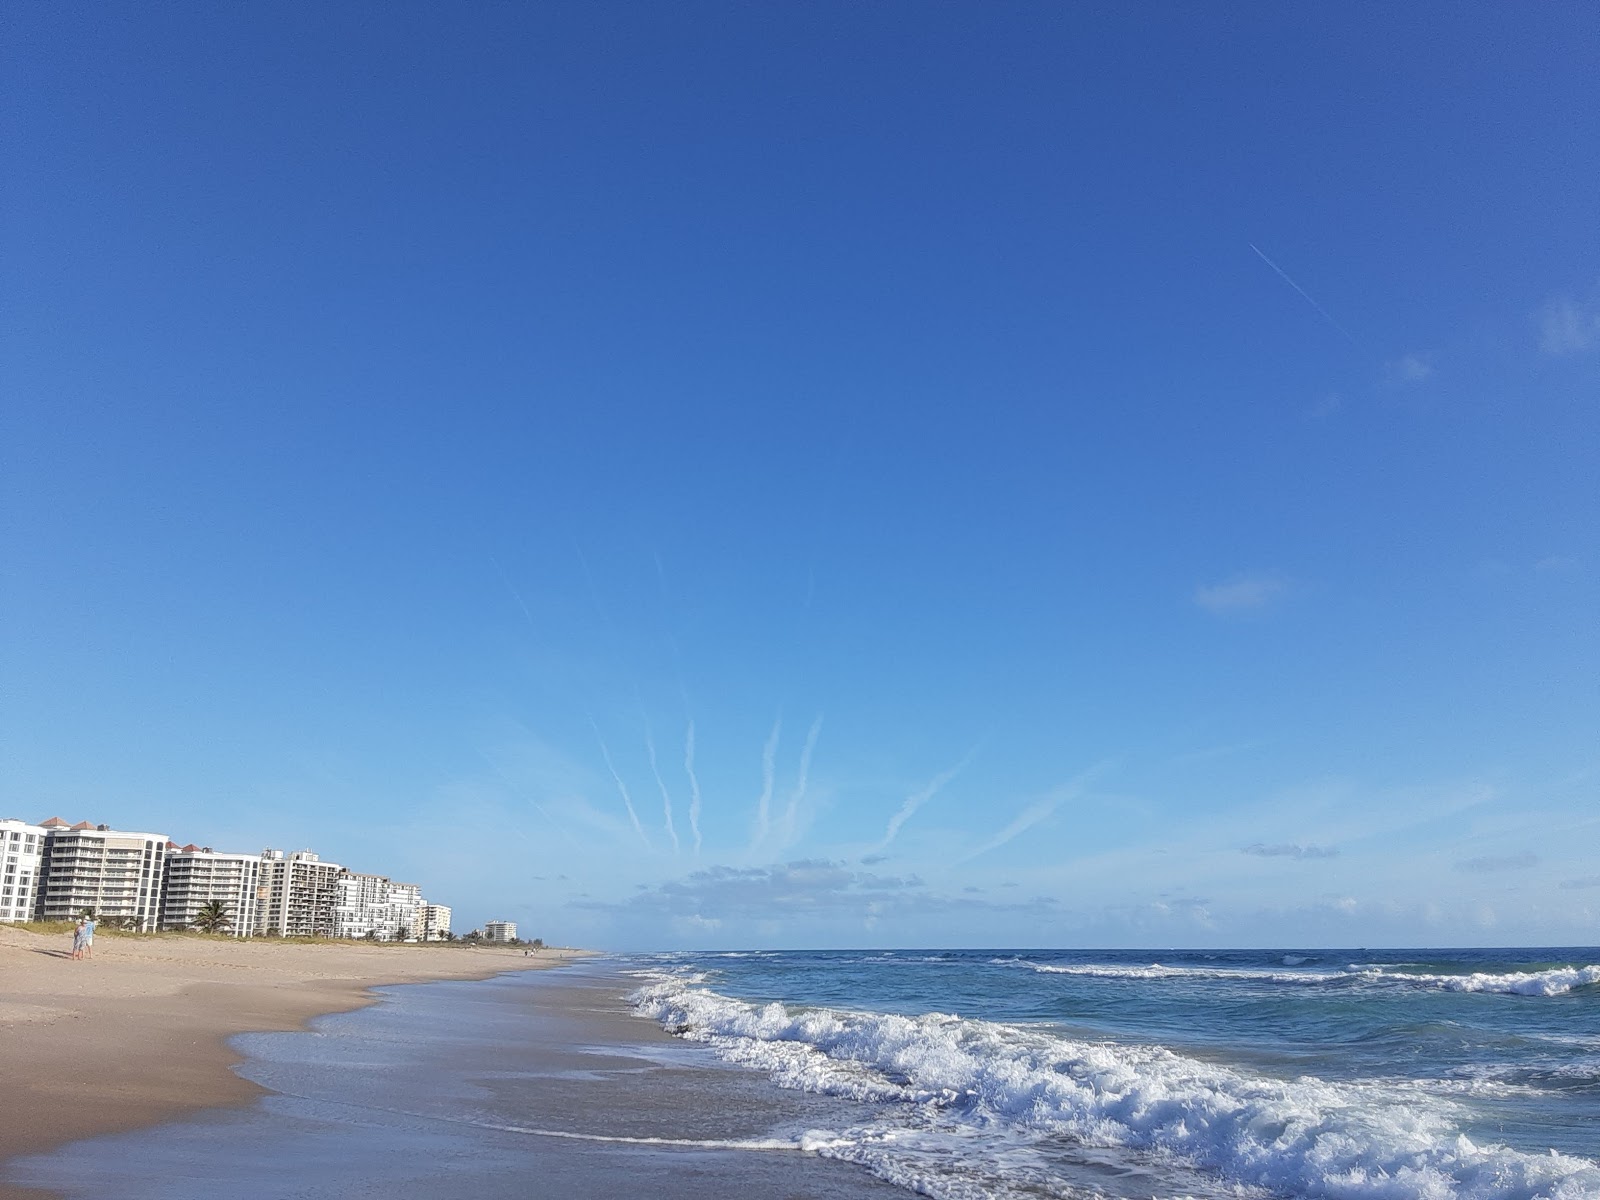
(4, 4), (1597, 949)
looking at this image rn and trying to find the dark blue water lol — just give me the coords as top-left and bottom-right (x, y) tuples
(630, 947), (1600, 1199)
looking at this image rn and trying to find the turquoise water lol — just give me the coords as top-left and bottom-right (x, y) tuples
(630, 947), (1600, 1199)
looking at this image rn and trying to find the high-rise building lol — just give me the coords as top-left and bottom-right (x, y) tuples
(419, 903), (452, 941)
(484, 920), (517, 943)
(160, 845), (262, 937)
(255, 849), (342, 937)
(0, 819), (47, 923)
(332, 871), (425, 941)
(35, 819), (169, 931)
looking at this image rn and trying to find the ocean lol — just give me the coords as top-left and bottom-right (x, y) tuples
(629, 947), (1600, 1200)
(8, 948), (1598, 1200)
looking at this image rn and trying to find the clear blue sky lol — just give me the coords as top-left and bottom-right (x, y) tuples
(4, 3), (1596, 948)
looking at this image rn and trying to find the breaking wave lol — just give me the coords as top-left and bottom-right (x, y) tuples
(1001, 959), (1600, 997)
(630, 974), (1600, 1200)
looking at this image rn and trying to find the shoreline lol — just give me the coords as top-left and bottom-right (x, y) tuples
(5, 962), (907, 1200)
(0, 925), (590, 1200)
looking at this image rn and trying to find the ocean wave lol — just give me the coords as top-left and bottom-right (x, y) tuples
(999, 959), (1600, 997)
(1008, 960), (1332, 985)
(630, 975), (1600, 1200)
(1345, 965), (1600, 997)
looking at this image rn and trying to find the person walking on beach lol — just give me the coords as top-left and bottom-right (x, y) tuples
(80, 915), (96, 959)
(70, 918), (85, 960)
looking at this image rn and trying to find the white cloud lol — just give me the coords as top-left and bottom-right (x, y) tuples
(1242, 842), (1339, 860)
(1194, 573), (1287, 615)
(1537, 287), (1600, 356)
(1455, 852), (1539, 873)
(1385, 352), (1435, 384)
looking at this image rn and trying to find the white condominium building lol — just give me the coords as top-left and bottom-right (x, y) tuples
(1, 819), (47, 923)
(35, 819), (169, 931)
(419, 902), (451, 941)
(256, 849), (343, 937)
(160, 845), (262, 936)
(333, 872), (425, 941)
(484, 920), (517, 943)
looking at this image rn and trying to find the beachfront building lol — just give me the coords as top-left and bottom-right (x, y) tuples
(1, 819), (48, 923)
(255, 849), (342, 937)
(34, 819), (169, 931)
(484, 920), (517, 943)
(419, 903), (452, 941)
(160, 845), (262, 936)
(332, 871), (425, 941)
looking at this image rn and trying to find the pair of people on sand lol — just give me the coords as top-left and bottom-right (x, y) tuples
(71, 915), (96, 960)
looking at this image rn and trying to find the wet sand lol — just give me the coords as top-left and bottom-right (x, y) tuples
(0, 925), (585, 1200)
(6, 960), (906, 1199)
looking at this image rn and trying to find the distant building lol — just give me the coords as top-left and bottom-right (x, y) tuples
(256, 849), (342, 937)
(419, 903), (452, 941)
(0, 819), (48, 923)
(35, 819), (168, 931)
(160, 845), (261, 937)
(332, 872), (425, 941)
(484, 920), (516, 943)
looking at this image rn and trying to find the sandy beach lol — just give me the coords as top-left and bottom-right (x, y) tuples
(0, 925), (585, 1200)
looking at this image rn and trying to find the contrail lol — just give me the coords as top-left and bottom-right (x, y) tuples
(684, 720), (703, 856)
(644, 720), (680, 854)
(1249, 243), (1359, 347)
(753, 717), (782, 847)
(490, 555), (538, 632)
(960, 763), (1109, 863)
(781, 715), (824, 845)
(879, 749), (976, 850)
(590, 718), (650, 849)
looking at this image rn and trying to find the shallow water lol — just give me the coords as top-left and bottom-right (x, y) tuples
(5, 961), (900, 1199)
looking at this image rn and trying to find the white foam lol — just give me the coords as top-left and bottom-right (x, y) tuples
(630, 975), (1600, 1200)
(1003, 959), (1600, 997)
(1344, 965), (1600, 997)
(1013, 960), (1330, 985)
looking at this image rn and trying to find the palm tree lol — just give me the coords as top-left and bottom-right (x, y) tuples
(192, 900), (233, 935)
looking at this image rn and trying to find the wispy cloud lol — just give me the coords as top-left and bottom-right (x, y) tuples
(780, 715), (824, 846)
(1456, 853), (1539, 873)
(1249, 243), (1359, 346)
(644, 722), (679, 854)
(879, 750), (977, 850)
(752, 717), (782, 848)
(683, 720), (703, 856)
(1537, 286), (1600, 356)
(1559, 875), (1600, 890)
(961, 766), (1106, 863)
(1535, 555), (1580, 573)
(1385, 352), (1435, 384)
(589, 719), (650, 849)
(1242, 842), (1339, 860)
(1194, 573), (1287, 615)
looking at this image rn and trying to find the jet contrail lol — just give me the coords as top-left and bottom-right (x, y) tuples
(644, 721), (680, 854)
(589, 718), (650, 849)
(490, 555), (538, 632)
(960, 763), (1109, 863)
(753, 717), (782, 847)
(781, 715), (824, 845)
(684, 720), (703, 856)
(879, 749), (976, 850)
(1249, 243), (1359, 347)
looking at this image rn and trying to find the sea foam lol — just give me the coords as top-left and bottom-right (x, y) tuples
(631, 975), (1600, 1200)
(1004, 959), (1600, 997)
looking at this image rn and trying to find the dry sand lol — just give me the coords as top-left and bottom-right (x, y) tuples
(0, 925), (586, 1200)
